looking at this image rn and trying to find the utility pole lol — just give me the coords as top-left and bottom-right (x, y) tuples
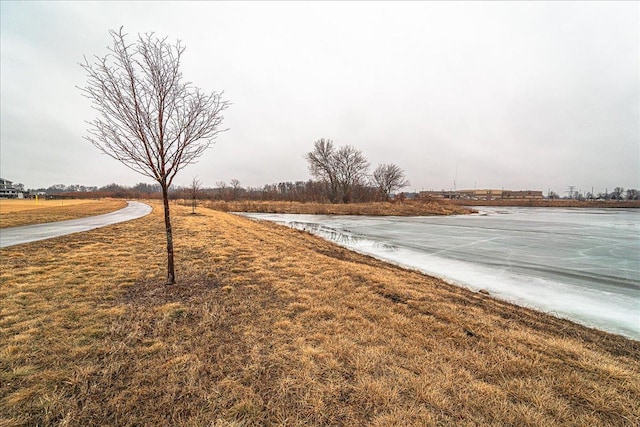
(453, 165), (458, 192)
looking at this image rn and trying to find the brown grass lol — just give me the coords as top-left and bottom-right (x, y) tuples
(448, 199), (640, 208)
(0, 199), (127, 228)
(1, 201), (639, 426)
(203, 199), (473, 216)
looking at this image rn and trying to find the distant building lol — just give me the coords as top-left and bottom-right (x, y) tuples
(502, 190), (544, 200)
(0, 178), (20, 198)
(419, 190), (458, 200)
(420, 189), (543, 201)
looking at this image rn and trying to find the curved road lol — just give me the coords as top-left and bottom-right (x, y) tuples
(0, 201), (152, 248)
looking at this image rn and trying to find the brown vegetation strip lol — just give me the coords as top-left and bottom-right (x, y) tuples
(448, 199), (640, 208)
(1, 202), (639, 426)
(204, 199), (473, 216)
(0, 199), (128, 228)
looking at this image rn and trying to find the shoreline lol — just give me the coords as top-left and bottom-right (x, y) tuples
(239, 210), (640, 341)
(449, 199), (640, 208)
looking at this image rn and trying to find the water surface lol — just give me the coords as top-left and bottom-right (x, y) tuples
(241, 207), (640, 339)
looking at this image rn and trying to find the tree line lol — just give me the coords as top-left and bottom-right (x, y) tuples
(547, 187), (639, 201)
(33, 178), (640, 203)
(189, 138), (412, 203)
(306, 138), (409, 203)
(34, 139), (411, 203)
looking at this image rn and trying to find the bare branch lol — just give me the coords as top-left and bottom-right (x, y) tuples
(79, 28), (229, 189)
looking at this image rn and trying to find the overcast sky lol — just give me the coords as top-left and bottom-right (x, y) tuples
(1, 1), (638, 195)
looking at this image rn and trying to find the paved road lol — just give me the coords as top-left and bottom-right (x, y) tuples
(0, 201), (152, 248)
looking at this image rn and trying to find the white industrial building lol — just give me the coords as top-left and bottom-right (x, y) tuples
(0, 178), (21, 198)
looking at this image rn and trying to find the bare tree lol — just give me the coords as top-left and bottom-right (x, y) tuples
(190, 177), (201, 214)
(334, 145), (369, 203)
(306, 138), (339, 203)
(80, 28), (229, 285)
(372, 163), (410, 201)
(230, 178), (242, 200)
(215, 181), (228, 200)
(306, 139), (369, 203)
(612, 187), (625, 200)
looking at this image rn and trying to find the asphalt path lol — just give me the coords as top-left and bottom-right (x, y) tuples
(0, 201), (152, 248)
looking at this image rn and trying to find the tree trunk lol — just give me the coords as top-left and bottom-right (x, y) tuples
(161, 184), (176, 285)
(329, 179), (339, 204)
(342, 184), (352, 204)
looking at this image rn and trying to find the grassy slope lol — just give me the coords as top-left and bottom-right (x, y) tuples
(0, 199), (127, 228)
(1, 202), (638, 426)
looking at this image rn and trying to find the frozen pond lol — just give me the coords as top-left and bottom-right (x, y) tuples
(241, 207), (640, 340)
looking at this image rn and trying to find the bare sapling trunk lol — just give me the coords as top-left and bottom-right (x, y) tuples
(190, 176), (201, 215)
(161, 183), (176, 285)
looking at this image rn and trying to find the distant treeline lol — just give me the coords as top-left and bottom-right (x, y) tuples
(26, 139), (415, 204)
(38, 180), (393, 203)
(30, 181), (640, 203)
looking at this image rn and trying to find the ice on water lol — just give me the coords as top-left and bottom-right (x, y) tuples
(242, 208), (640, 340)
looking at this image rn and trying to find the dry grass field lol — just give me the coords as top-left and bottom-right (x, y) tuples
(1, 201), (639, 426)
(204, 200), (473, 216)
(448, 199), (640, 208)
(0, 199), (127, 228)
